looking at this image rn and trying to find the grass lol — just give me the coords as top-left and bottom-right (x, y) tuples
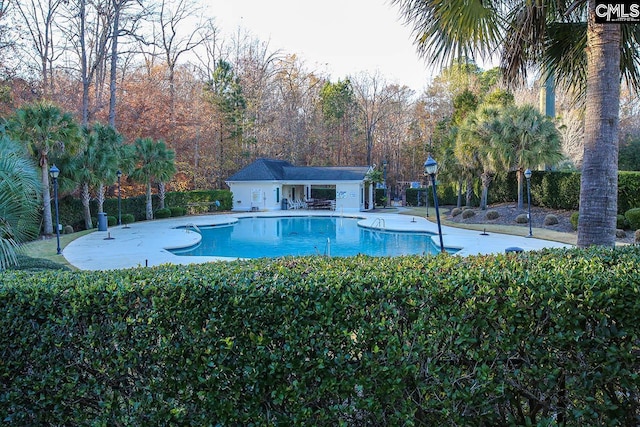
(19, 229), (95, 270)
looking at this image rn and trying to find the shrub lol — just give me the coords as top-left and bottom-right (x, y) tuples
(5, 254), (70, 272)
(617, 214), (629, 230)
(1, 248), (640, 425)
(169, 206), (186, 217)
(636, 229), (640, 243)
(461, 209), (476, 219)
(624, 208), (640, 230)
(543, 214), (559, 226)
(616, 229), (627, 238)
(485, 210), (500, 220)
(63, 225), (74, 234)
(121, 213), (135, 225)
(107, 216), (117, 226)
(570, 212), (579, 230)
(155, 208), (171, 219)
(515, 213), (529, 224)
(451, 207), (462, 217)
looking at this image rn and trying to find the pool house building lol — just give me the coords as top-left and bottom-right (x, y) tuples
(226, 158), (375, 212)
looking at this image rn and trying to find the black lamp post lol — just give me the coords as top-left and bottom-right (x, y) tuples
(524, 168), (533, 237)
(49, 164), (61, 255)
(382, 159), (388, 208)
(424, 156), (445, 253)
(117, 170), (122, 225)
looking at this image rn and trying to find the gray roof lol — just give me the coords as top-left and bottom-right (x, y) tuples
(226, 158), (370, 182)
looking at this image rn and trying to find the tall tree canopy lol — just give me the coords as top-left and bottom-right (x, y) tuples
(6, 101), (82, 235)
(392, 0), (640, 247)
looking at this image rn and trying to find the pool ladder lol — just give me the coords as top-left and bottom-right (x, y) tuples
(185, 223), (201, 233)
(370, 217), (385, 228)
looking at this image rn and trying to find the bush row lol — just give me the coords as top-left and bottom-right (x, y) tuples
(406, 170), (640, 214)
(56, 190), (233, 230)
(1, 246), (639, 425)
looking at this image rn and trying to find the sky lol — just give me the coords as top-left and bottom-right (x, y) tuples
(207, 0), (436, 93)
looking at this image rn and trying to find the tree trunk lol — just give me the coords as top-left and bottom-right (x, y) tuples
(108, 0), (121, 127)
(97, 183), (105, 213)
(146, 181), (153, 220)
(465, 176), (473, 207)
(81, 181), (92, 230)
(158, 182), (166, 209)
(457, 178), (463, 208)
(480, 172), (493, 210)
(41, 161), (53, 236)
(577, 3), (620, 248)
(517, 169), (524, 210)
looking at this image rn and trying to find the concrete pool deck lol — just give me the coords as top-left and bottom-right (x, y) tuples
(63, 210), (572, 271)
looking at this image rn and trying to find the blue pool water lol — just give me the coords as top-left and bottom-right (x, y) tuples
(170, 216), (447, 258)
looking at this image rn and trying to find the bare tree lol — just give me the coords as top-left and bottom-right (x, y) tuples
(152, 0), (209, 121)
(351, 71), (397, 166)
(60, 0), (113, 125)
(14, 0), (65, 96)
(108, 0), (146, 127)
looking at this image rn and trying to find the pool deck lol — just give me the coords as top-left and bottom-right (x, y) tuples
(63, 210), (572, 271)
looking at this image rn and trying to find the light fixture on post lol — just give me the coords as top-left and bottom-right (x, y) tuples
(524, 168), (533, 238)
(424, 156), (445, 253)
(117, 170), (122, 225)
(49, 164), (61, 255)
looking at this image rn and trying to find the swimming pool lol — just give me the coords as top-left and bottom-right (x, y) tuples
(170, 216), (450, 258)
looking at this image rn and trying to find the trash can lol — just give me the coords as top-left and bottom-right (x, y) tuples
(98, 212), (108, 231)
(281, 198), (288, 210)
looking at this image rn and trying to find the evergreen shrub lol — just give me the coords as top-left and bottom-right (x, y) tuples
(169, 206), (186, 217)
(461, 209), (475, 219)
(571, 212), (579, 230)
(1, 248), (639, 425)
(121, 214), (135, 225)
(617, 214), (629, 230)
(485, 210), (499, 220)
(107, 216), (117, 226)
(543, 214), (558, 226)
(515, 213), (528, 224)
(625, 208), (640, 230)
(155, 208), (171, 219)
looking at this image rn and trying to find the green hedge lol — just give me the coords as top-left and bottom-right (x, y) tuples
(459, 170), (639, 213)
(57, 190), (233, 229)
(1, 247), (639, 425)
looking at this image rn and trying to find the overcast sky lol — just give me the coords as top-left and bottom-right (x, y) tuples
(207, 0), (436, 93)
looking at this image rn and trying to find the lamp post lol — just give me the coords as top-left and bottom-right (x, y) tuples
(424, 156), (445, 253)
(49, 164), (61, 255)
(382, 158), (388, 208)
(524, 168), (533, 237)
(117, 170), (122, 225)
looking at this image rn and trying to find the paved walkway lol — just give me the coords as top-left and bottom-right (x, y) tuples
(63, 210), (572, 271)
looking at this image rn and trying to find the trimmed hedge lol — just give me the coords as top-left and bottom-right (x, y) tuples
(57, 190), (233, 229)
(1, 247), (639, 425)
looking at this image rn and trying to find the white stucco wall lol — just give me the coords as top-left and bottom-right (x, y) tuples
(228, 181), (368, 212)
(228, 182), (282, 212)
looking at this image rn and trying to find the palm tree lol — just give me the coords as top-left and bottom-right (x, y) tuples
(496, 105), (564, 209)
(67, 123), (121, 229)
(91, 124), (124, 213)
(130, 137), (176, 220)
(456, 105), (503, 210)
(6, 102), (82, 235)
(0, 135), (40, 270)
(392, 0), (639, 247)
